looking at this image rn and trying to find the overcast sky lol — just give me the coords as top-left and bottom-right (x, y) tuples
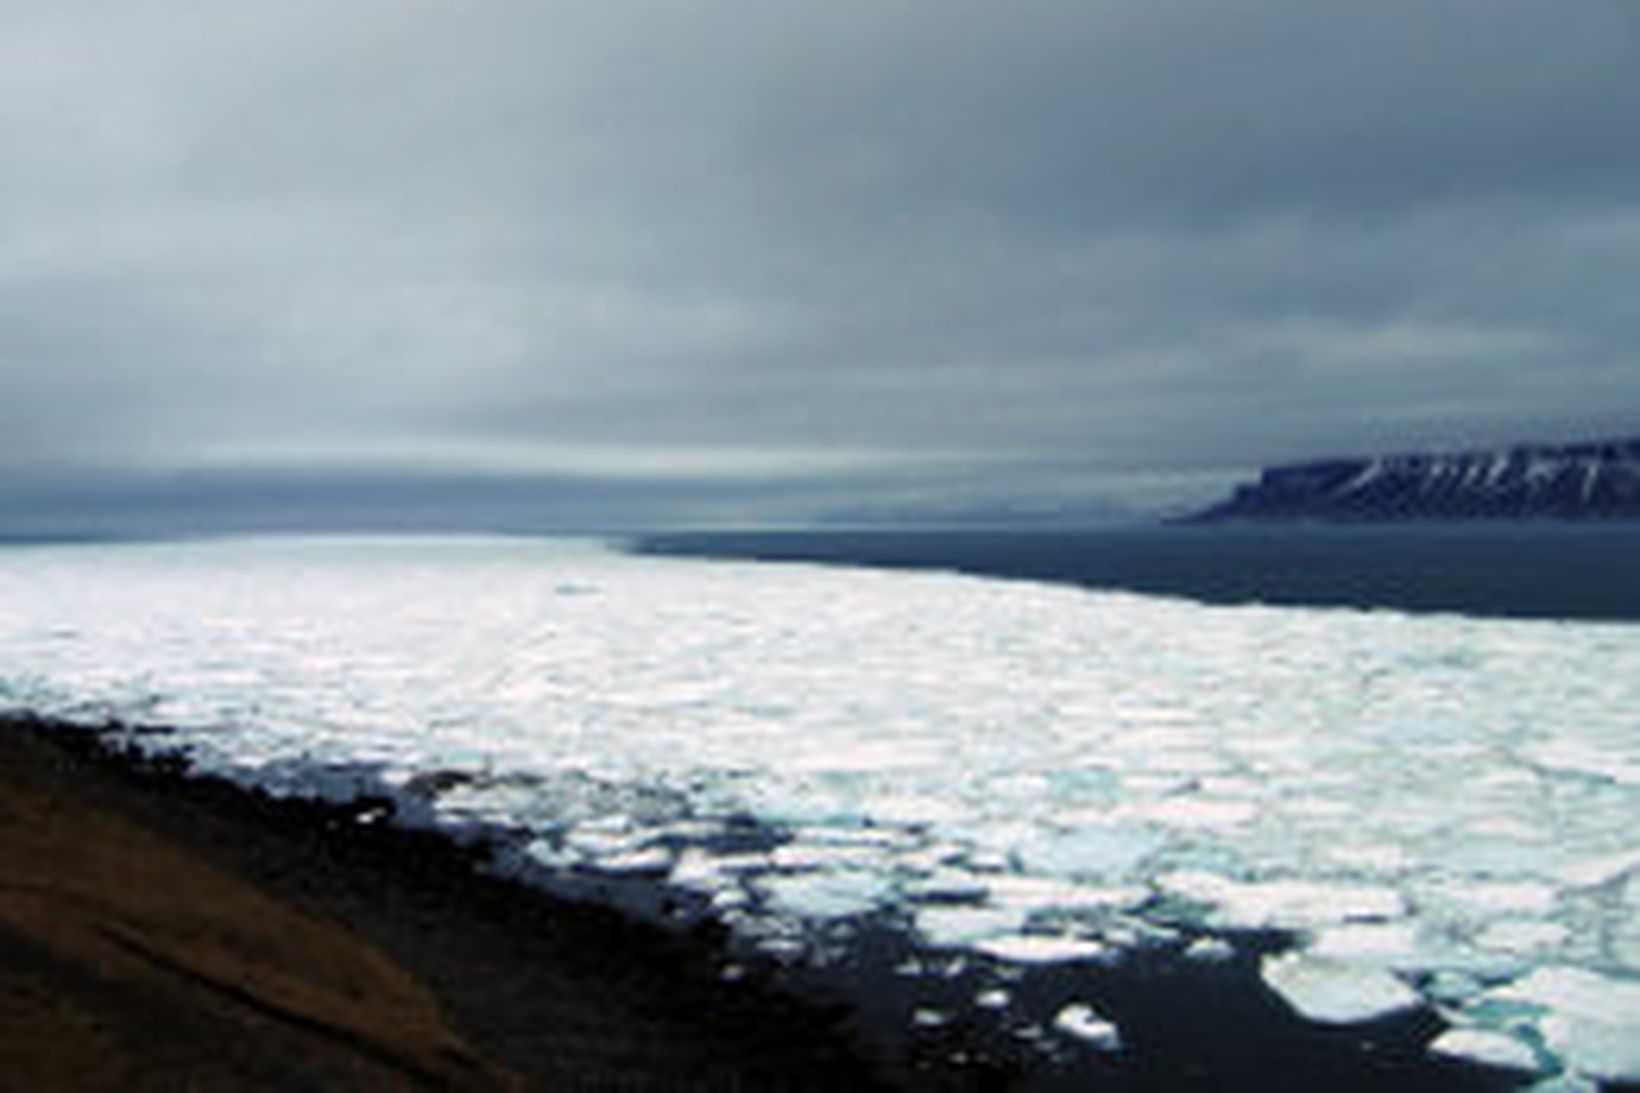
(3, 1), (1637, 532)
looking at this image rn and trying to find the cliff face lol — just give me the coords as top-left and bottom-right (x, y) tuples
(1189, 438), (1640, 522)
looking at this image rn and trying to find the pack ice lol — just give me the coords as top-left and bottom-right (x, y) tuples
(0, 536), (1635, 1081)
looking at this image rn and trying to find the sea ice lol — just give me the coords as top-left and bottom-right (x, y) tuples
(771, 838), (891, 871)
(756, 870), (889, 919)
(1523, 1076), (1598, 1093)
(598, 845), (674, 874)
(1550, 850), (1640, 888)
(979, 874), (1145, 913)
(523, 838), (575, 869)
(667, 848), (768, 892)
(1523, 739), (1640, 786)
(915, 905), (1030, 948)
(971, 934), (1110, 965)
(1476, 920), (1569, 954)
(911, 1008), (952, 1028)
(1421, 879), (1560, 918)
(1, 536), (1637, 1065)
(1424, 970), (1486, 1006)
(858, 793), (966, 826)
(1427, 1028), (1541, 1074)
(1310, 921), (1423, 966)
(975, 988), (1011, 1009)
(1492, 967), (1640, 1082)
(1052, 1003), (1121, 1051)
(1183, 937), (1235, 963)
(1015, 825), (1166, 879)
(1112, 795), (1258, 829)
(1539, 1013), (1640, 1085)
(1260, 953), (1420, 1024)
(900, 869), (991, 903)
(1158, 871), (1407, 930)
(1613, 915), (1640, 972)
(562, 820), (649, 861)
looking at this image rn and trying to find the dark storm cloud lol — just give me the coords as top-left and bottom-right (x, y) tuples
(2, 0), (1636, 530)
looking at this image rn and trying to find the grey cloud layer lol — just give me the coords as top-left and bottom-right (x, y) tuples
(2, 0), (1636, 528)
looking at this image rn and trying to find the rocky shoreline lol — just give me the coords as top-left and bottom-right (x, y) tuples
(0, 714), (897, 1091)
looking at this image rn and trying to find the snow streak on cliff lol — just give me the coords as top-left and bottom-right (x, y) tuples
(1192, 438), (1640, 521)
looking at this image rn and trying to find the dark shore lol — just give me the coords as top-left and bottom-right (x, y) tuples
(0, 715), (898, 1092)
(3, 712), (1598, 1093)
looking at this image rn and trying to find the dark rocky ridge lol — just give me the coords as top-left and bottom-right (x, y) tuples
(1188, 437), (1640, 522)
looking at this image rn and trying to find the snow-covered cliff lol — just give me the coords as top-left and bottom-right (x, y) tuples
(1189, 438), (1640, 522)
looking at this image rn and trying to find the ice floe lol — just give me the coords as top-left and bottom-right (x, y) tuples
(1157, 871), (1407, 930)
(1183, 937), (1235, 963)
(1052, 1002), (1122, 1051)
(1427, 1028), (1540, 1073)
(1260, 953), (1420, 1024)
(756, 869), (890, 919)
(1489, 967), (1640, 1083)
(971, 934), (1111, 965)
(1308, 921), (1423, 966)
(975, 988), (1012, 1009)
(915, 905), (1030, 948)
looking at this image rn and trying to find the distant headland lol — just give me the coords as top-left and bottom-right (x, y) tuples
(1185, 436), (1640, 522)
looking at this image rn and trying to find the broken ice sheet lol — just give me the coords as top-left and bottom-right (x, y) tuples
(1015, 824), (1166, 879)
(1053, 1002), (1122, 1051)
(972, 934), (1110, 965)
(1490, 967), (1640, 1083)
(1158, 871), (1407, 930)
(1309, 921), (1423, 967)
(755, 869), (891, 919)
(1427, 1028), (1541, 1075)
(2, 537), (1637, 1066)
(1260, 952), (1421, 1024)
(915, 904), (1030, 948)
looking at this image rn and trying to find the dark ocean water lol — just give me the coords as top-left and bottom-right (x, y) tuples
(635, 524), (1640, 622)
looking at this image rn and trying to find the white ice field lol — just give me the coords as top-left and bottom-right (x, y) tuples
(0, 536), (1635, 1085)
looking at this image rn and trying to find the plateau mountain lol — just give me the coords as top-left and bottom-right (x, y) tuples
(1188, 439), (1640, 522)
